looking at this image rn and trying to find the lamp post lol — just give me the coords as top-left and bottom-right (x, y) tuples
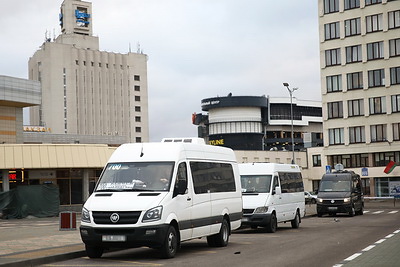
(283, 83), (298, 164)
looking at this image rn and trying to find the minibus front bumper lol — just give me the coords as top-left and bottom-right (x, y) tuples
(317, 202), (352, 214)
(80, 224), (169, 249)
(241, 213), (272, 227)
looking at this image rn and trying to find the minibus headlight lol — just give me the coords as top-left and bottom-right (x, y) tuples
(254, 206), (268, 214)
(343, 197), (351, 203)
(317, 198), (323, 203)
(142, 206), (163, 222)
(81, 207), (91, 223)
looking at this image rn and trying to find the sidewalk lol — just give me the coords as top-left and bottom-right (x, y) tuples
(0, 200), (398, 267)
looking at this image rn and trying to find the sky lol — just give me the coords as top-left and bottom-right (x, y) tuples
(0, 0), (321, 142)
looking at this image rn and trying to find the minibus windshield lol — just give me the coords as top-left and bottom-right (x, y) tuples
(95, 162), (174, 192)
(319, 180), (351, 192)
(241, 175), (272, 193)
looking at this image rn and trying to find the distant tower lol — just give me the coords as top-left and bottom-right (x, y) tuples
(28, 0), (149, 143)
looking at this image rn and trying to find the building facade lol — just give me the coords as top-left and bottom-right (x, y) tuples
(194, 95), (322, 151)
(318, 0), (400, 196)
(28, 0), (149, 144)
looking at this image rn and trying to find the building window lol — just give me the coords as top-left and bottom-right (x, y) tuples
(324, 22), (340, 40)
(344, 0), (360, 9)
(134, 85), (140, 91)
(368, 69), (385, 88)
(367, 41), (384, 60)
(348, 99), (365, 117)
(389, 38), (400, 57)
(390, 67), (400, 85)
(373, 152), (399, 167)
(365, 0), (382, 5)
(346, 45), (362, 63)
(391, 94), (400, 113)
(345, 18), (361, 37)
(136, 137), (142, 143)
(393, 123), (400, 140)
(349, 126), (365, 143)
(347, 72), (363, 90)
(324, 0), (339, 14)
(326, 74), (342, 92)
(327, 101), (343, 119)
(366, 14), (383, 33)
(329, 128), (344, 145)
(75, 60), (79, 65)
(135, 116), (141, 122)
(135, 96), (141, 101)
(369, 96), (386, 115)
(388, 10), (400, 29)
(135, 127), (141, 133)
(370, 124), (387, 142)
(313, 155), (321, 167)
(325, 48), (341, 66)
(134, 75), (140, 81)
(135, 106), (141, 112)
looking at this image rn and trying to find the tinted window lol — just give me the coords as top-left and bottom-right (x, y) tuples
(190, 162), (236, 194)
(278, 172), (304, 193)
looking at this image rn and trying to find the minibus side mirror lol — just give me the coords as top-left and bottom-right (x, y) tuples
(272, 186), (282, 195)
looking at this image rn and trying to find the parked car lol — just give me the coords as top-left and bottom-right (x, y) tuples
(304, 191), (317, 204)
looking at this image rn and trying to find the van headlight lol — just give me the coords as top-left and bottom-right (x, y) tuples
(344, 197), (351, 203)
(254, 206), (268, 214)
(142, 206), (163, 222)
(317, 198), (323, 203)
(81, 207), (91, 223)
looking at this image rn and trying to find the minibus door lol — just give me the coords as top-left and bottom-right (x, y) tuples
(271, 174), (284, 222)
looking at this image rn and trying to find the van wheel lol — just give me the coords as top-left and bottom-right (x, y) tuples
(349, 206), (355, 217)
(356, 205), (364, 215)
(291, 211), (300, 229)
(266, 213), (277, 233)
(160, 226), (178, 258)
(317, 212), (323, 217)
(85, 245), (103, 258)
(207, 218), (229, 247)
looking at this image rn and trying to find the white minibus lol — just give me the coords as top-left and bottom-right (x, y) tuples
(80, 138), (242, 258)
(239, 163), (305, 233)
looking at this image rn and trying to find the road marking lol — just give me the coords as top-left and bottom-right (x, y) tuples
(362, 245), (375, 251)
(389, 211), (398, 214)
(363, 210), (370, 213)
(394, 230), (400, 234)
(385, 234), (395, 238)
(375, 239), (386, 244)
(373, 210), (384, 214)
(344, 253), (362, 261)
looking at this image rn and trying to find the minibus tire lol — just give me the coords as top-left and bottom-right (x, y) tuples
(266, 213), (277, 233)
(160, 226), (178, 258)
(349, 205), (355, 217)
(207, 218), (229, 247)
(85, 245), (103, 258)
(291, 211), (300, 229)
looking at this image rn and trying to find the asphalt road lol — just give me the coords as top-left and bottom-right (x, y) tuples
(40, 205), (400, 267)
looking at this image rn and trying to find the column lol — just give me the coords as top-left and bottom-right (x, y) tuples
(2, 169), (10, 192)
(82, 169), (90, 201)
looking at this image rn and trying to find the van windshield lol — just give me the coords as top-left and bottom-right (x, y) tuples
(95, 162), (174, 192)
(319, 180), (351, 192)
(240, 175), (272, 193)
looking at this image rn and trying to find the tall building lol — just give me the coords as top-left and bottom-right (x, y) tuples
(28, 0), (149, 144)
(318, 0), (400, 196)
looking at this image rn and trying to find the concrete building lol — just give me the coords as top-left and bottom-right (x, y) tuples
(28, 0), (149, 144)
(0, 75), (41, 144)
(317, 0), (400, 196)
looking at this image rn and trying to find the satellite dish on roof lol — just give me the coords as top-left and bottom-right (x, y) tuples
(334, 164), (344, 171)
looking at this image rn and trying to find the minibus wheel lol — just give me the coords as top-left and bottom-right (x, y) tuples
(207, 218), (229, 247)
(266, 213), (277, 233)
(291, 211), (300, 229)
(160, 226), (178, 258)
(349, 205), (355, 217)
(85, 245), (103, 258)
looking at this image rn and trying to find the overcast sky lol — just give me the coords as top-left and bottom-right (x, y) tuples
(0, 0), (321, 142)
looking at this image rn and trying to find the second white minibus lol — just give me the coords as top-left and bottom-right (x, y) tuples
(239, 163), (305, 233)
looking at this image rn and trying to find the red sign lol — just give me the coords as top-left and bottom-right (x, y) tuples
(9, 173), (17, 180)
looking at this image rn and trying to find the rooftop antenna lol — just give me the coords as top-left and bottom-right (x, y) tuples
(137, 42), (141, 53)
(129, 42), (131, 53)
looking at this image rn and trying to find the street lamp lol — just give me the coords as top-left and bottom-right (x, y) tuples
(283, 82), (298, 164)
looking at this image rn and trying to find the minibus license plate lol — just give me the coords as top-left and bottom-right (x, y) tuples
(328, 207), (337, 211)
(102, 235), (126, 242)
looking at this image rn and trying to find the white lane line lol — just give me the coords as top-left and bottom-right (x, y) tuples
(389, 211), (398, 214)
(344, 253), (362, 261)
(375, 239), (386, 244)
(394, 230), (400, 234)
(373, 210), (384, 214)
(363, 210), (370, 213)
(385, 234), (395, 238)
(362, 245), (375, 252)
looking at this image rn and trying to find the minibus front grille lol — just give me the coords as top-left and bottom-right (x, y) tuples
(243, 209), (255, 215)
(321, 199), (344, 205)
(92, 211), (141, 224)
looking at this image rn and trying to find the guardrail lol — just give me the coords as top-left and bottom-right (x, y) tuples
(364, 196), (400, 207)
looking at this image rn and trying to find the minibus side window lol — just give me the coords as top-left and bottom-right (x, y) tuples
(174, 162), (188, 197)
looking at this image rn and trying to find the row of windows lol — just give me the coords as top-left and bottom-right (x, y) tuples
(326, 65), (400, 92)
(324, 0), (395, 15)
(209, 121), (262, 135)
(328, 123), (400, 145)
(325, 38), (400, 67)
(324, 10), (400, 41)
(326, 151), (400, 168)
(327, 94), (400, 119)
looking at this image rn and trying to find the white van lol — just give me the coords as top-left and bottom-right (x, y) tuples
(239, 163), (305, 233)
(80, 138), (242, 259)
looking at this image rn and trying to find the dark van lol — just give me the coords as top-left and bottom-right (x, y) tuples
(316, 169), (364, 217)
